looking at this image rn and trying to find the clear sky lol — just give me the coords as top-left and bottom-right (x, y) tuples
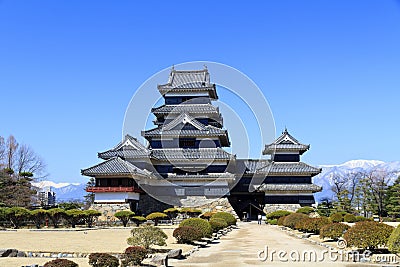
(1, 1), (399, 183)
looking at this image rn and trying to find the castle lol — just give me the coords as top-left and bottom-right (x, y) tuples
(82, 68), (322, 219)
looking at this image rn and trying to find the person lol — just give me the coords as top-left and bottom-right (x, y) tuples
(257, 214), (262, 225)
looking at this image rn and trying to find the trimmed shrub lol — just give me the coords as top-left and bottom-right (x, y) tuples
(329, 213), (344, 223)
(179, 207), (202, 217)
(5, 207), (30, 229)
(44, 259), (78, 267)
(210, 218), (228, 232)
(200, 212), (216, 220)
(283, 213), (309, 229)
(295, 217), (330, 234)
(173, 226), (203, 244)
(344, 221), (394, 249)
(163, 208), (178, 214)
(296, 207), (315, 215)
(114, 210), (135, 227)
(30, 209), (48, 229)
(180, 218), (212, 238)
(89, 253), (119, 267)
(65, 209), (85, 228)
(146, 212), (168, 226)
(83, 210), (101, 228)
(354, 216), (367, 222)
(388, 225), (400, 254)
(266, 210), (291, 220)
(210, 212), (236, 226)
(267, 219), (278, 225)
(343, 214), (356, 223)
(163, 208), (179, 223)
(47, 208), (66, 228)
(131, 216), (147, 227)
(277, 215), (287, 226)
(127, 225), (168, 249)
(121, 246), (147, 267)
(319, 223), (350, 240)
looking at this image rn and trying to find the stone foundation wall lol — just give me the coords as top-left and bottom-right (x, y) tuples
(89, 203), (130, 221)
(263, 204), (302, 214)
(196, 197), (235, 215)
(137, 194), (172, 215)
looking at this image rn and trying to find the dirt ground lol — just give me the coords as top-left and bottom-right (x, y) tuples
(0, 226), (192, 267)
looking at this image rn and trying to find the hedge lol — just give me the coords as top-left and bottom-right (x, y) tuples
(329, 213), (344, 223)
(210, 212), (236, 226)
(200, 212), (216, 220)
(344, 221), (394, 249)
(354, 216), (368, 222)
(210, 218), (228, 232)
(296, 207), (315, 215)
(180, 218), (212, 238)
(282, 213), (309, 229)
(277, 216), (287, 226)
(121, 246), (147, 267)
(343, 214), (356, 223)
(319, 223), (350, 240)
(43, 259), (78, 267)
(89, 253), (119, 267)
(295, 217), (330, 234)
(266, 210), (291, 220)
(388, 225), (400, 254)
(173, 226), (203, 244)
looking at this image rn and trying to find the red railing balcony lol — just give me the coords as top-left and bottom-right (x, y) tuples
(86, 186), (142, 193)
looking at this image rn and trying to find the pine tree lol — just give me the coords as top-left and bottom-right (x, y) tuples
(386, 176), (400, 219)
(84, 177), (95, 209)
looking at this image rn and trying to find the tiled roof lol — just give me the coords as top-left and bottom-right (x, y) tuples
(151, 148), (234, 160)
(163, 113), (207, 131)
(243, 160), (269, 173)
(143, 127), (228, 137)
(98, 149), (150, 159)
(98, 134), (150, 160)
(152, 104), (219, 115)
(166, 172), (235, 180)
(81, 157), (150, 177)
(258, 162), (321, 175)
(142, 113), (230, 145)
(157, 69), (217, 99)
(243, 161), (321, 175)
(258, 183), (322, 193)
(263, 129), (310, 155)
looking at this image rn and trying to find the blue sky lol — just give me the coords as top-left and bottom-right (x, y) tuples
(0, 1), (399, 183)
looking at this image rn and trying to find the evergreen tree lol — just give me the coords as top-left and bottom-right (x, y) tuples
(0, 169), (35, 207)
(386, 176), (400, 219)
(84, 177), (95, 209)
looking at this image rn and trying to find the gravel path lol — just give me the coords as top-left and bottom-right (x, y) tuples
(170, 221), (378, 267)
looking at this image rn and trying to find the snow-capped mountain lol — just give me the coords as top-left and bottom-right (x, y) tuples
(313, 160), (400, 202)
(32, 181), (86, 202)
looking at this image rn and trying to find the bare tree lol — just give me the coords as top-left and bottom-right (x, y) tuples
(361, 168), (395, 217)
(5, 135), (18, 170)
(0, 136), (5, 168)
(330, 171), (363, 212)
(15, 144), (46, 178)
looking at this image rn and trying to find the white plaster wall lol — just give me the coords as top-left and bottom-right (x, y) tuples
(94, 192), (140, 203)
